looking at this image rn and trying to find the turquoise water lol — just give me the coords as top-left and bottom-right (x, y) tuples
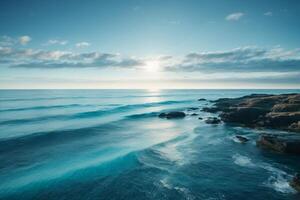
(0, 89), (299, 200)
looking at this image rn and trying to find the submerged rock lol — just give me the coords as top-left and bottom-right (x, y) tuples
(198, 117), (203, 120)
(159, 111), (186, 119)
(188, 107), (198, 111)
(290, 174), (300, 192)
(235, 135), (249, 143)
(256, 135), (300, 154)
(198, 98), (207, 101)
(191, 113), (198, 116)
(205, 117), (221, 124)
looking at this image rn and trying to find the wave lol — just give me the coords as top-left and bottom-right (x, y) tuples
(0, 104), (108, 112)
(0, 93), (196, 102)
(0, 150), (141, 197)
(0, 125), (195, 196)
(0, 113), (139, 151)
(0, 103), (190, 150)
(126, 112), (159, 119)
(0, 100), (191, 125)
(0, 96), (90, 102)
(159, 178), (195, 199)
(232, 154), (296, 194)
(263, 170), (296, 194)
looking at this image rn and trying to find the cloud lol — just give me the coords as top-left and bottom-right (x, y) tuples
(76, 42), (90, 48)
(264, 11), (273, 16)
(45, 39), (68, 46)
(19, 36), (31, 45)
(0, 46), (144, 69)
(1, 40), (300, 76)
(11, 57), (143, 69)
(166, 46), (300, 73)
(0, 36), (15, 46)
(226, 12), (244, 21)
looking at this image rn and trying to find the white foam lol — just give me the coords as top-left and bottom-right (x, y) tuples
(232, 136), (242, 143)
(260, 164), (287, 175)
(232, 154), (255, 167)
(264, 175), (296, 194)
(259, 162), (296, 194)
(160, 178), (172, 189)
(174, 186), (195, 200)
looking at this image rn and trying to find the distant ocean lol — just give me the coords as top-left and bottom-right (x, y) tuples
(0, 89), (300, 200)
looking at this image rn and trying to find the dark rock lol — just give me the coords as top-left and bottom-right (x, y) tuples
(256, 135), (300, 154)
(290, 173), (300, 192)
(158, 113), (167, 118)
(159, 111), (186, 119)
(257, 135), (286, 153)
(220, 107), (268, 125)
(191, 113), (198, 116)
(198, 98), (207, 101)
(201, 107), (220, 113)
(263, 112), (300, 129)
(235, 135), (249, 143)
(271, 103), (300, 112)
(289, 122), (300, 132)
(188, 107), (198, 111)
(205, 117), (221, 124)
(207, 93), (300, 132)
(198, 117), (203, 120)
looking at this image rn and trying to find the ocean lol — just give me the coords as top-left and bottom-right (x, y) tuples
(0, 89), (299, 200)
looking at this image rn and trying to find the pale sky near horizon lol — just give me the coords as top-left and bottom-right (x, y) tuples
(0, 0), (300, 89)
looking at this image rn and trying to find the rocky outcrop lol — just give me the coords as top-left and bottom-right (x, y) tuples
(203, 93), (300, 132)
(256, 135), (300, 154)
(159, 111), (186, 119)
(205, 117), (221, 124)
(290, 174), (300, 192)
(289, 121), (300, 132)
(220, 107), (268, 125)
(201, 107), (220, 113)
(187, 107), (198, 111)
(235, 135), (249, 143)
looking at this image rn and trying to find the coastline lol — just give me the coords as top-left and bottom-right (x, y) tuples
(197, 93), (300, 191)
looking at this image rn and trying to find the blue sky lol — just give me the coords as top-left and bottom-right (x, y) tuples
(0, 0), (300, 89)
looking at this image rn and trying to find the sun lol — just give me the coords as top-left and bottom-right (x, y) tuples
(144, 60), (160, 72)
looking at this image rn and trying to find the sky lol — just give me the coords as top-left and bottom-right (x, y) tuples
(0, 0), (300, 89)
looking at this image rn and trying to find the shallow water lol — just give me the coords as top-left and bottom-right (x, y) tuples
(0, 89), (299, 200)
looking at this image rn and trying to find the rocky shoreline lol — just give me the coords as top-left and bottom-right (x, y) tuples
(158, 93), (300, 191)
(203, 93), (300, 191)
(203, 93), (300, 132)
